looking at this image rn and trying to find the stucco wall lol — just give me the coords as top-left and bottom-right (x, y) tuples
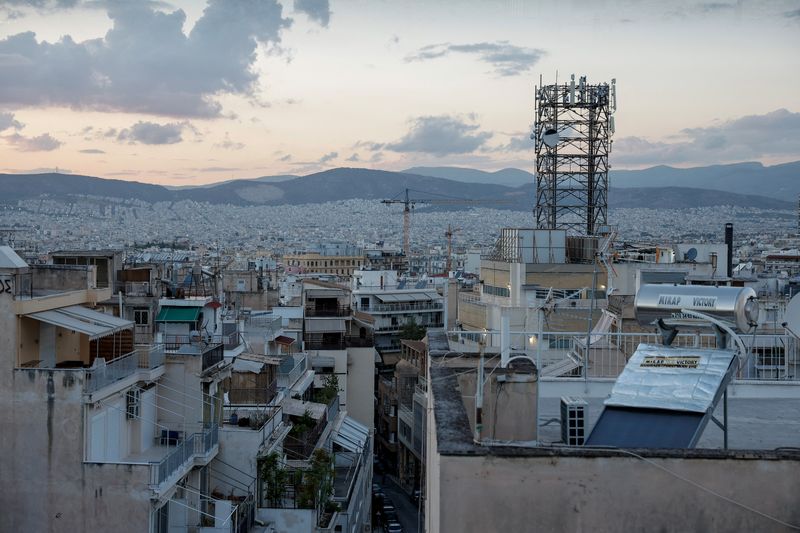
(345, 346), (376, 431)
(433, 453), (800, 533)
(0, 369), (152, 532)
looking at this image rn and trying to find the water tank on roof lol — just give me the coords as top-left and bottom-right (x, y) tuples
(634, 284), (759, 333)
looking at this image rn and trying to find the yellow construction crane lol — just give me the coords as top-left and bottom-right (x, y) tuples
(381, 188), (513, 262)
(445, 224), (462, 273)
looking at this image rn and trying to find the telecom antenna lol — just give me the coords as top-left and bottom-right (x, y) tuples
(533, 74), (616, 235)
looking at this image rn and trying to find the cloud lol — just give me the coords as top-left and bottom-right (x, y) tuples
(117, 121), (186, 145)
(785, 8), (800, 18)
(4, 132), (62, 151)
(0, 0), (292, 117)
(79, 148), (105, 154)
(318, 151), (338, 164)
(406, 41), (544, 77)
(614, 108), (800, 166)
(0, 111), (24, 132)
(385, 115), (492, 156)
(294, 0), (330, 27)
(215, 132), (245, 150)
(699, 2), (734, 11)
(196, 166), (240, 172)
(346, 153), (360, 162)
(3, 0), (79, 8)
(1, 166), (72, 173)
(490, 134), (532, 153)
(279, 154), (292, 162)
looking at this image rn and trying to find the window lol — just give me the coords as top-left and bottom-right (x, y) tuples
(133, 308), (149, 326)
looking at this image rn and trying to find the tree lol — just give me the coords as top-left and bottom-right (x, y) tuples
(258, 452), (288, 507)
(399, 317), (426, 341)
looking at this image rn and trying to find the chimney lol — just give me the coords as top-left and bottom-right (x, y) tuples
(724, 223), (733, 278)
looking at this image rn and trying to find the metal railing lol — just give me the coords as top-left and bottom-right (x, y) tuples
(149, 425), (218, 487)
(326, 395), (340, 424)
(227, 380), (278, 406)
(85, 351), (138, 393)
(203, 345), (225, 371)
(305, 306), (350, 318)
(362, 301), (443, 313)
(163, 333), (235, 350)
(450, 330), (800, 381)
(136, 344), (165, 370)
(117, 281), (151, 296)
(278, 354), (306, 389)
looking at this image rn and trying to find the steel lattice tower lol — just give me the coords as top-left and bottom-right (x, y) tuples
(534, 74), (617, 235)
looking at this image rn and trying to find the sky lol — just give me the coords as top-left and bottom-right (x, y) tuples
(0, 0), (798, 185)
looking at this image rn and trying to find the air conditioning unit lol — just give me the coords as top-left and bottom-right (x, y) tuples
(560, 396), (587, 446)
(126, 389), (141, 419)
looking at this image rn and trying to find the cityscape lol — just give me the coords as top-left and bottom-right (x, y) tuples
(0, 1), (799, 533)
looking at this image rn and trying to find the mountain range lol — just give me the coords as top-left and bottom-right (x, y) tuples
(0, 161), (797, 210)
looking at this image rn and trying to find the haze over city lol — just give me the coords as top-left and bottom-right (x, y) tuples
(0, 0), (798, 185)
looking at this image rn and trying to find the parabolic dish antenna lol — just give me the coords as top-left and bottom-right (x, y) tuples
(686, 247), (698, 261)
(542, 128), (560, 148)
(783, 292), (800, 338)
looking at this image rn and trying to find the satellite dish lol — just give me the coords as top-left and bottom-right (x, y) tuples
(542, 128), (560, 148)
(686, 248), (698, 261)
(783, 292), (800, 338)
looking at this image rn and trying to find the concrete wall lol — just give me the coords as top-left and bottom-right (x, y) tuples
(256, 508), (315, 533)
(431, 453), (800, 533)
(345, 347), (376, 431)
(0, 369), (152, 532)
(31, 264), (94, 291)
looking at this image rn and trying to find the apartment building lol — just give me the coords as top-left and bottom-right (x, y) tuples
(0, 247), (239, 532)
(301, 280), (376, 431)
(350, 270), (444, 355)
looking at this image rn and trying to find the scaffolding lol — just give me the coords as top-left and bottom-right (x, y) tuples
(534, 74), (617, 235)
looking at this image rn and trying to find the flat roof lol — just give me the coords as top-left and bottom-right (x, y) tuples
(430, 366), (800, 460)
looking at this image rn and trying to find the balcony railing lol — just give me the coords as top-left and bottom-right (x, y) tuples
(361, 301), (443, 313)
(116, 281), (152, 296)
(149, 425), (219, 487)
(137, 344), (165, 370)
(85, 351), (138, 393)
(305, 306), (350, 318)
(203, 344), (225, 371)
(163, 333), (236, 350)
(278, 354), (307, 389)
(227, 379), (278, 405)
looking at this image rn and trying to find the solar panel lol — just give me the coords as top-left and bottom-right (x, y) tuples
(585, 406), (705, 449)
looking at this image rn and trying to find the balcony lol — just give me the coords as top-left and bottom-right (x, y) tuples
(116, 281), (152, 297)
(278, 354), (307, 389)
(363, 301), (443, 313)
(84, 345), (165, 394)
(305, 306), (350, 318)
(149, 425), (219, 488)
(163, 333), (238, 352)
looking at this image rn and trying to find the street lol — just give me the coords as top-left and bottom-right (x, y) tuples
(377, 475), (422, 533)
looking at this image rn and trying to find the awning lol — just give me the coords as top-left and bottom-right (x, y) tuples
(156, 306), (200, 323)
(275, 335), (296, 346)
(334, 416), (369, 453)
(233, 352), (281, 373)
(375, 291), (439, 303)
(27, 306), (133, 341)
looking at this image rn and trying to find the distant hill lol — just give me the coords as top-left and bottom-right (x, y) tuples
(611, 161), (800, 199)
(608, 187), (793, 209)
(404, 166), (534, 187)
(407, 161), (800, 201)
(166, 174), (299, 190)
(0, 165), (793, 210)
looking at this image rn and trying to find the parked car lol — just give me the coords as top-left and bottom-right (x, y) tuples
(411, 489), (421, 503)
(385, 521), (403, 533)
